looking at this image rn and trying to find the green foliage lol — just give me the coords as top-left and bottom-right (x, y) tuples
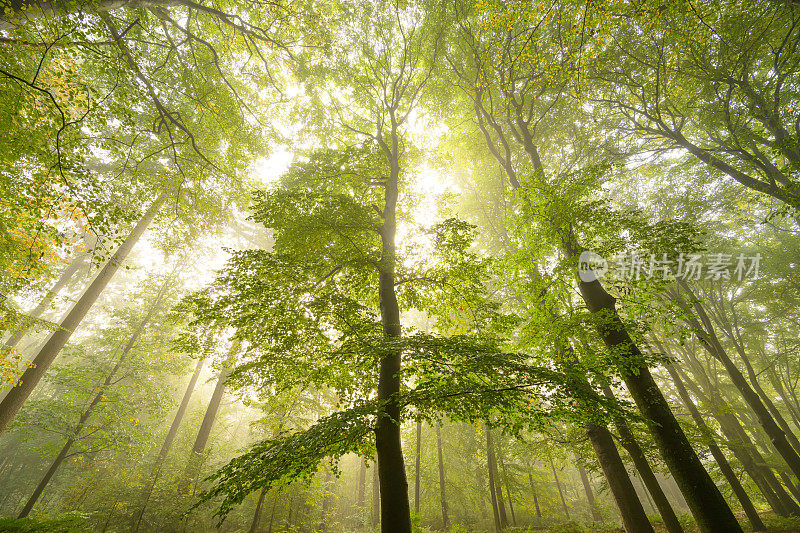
(0, 513), (92, 532)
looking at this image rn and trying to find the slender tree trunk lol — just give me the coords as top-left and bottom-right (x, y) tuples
(664, 363), (765, 530)
(415, 420), (422, 515)
(779, 470), (800, 504)
(133, 356), (206, 532)
(578, 465), (601, 522)
(2, 253), (86, 351)
(267, 490), (279, 533)
(249, 485), (268, 533)
(602, 385), (684, 533)
(549, 454), (570, 520)
(0, 191), (168, 436)
(372, 458), (380, 527)
(19, 433), (78, 518)
(181, 365), (230, 492)
(487, 428), (509, 527)
(286, 491), (295, 530)
(568, 270), (742, 533)
(675, 341), (800, 516)
(674, 285), (800, 482)
(528, 472), (542, 520)
(767, 364), (800, 433)
(486, 425), (503, 532)
(373, 122), (410, 533)
(18, 276), (167, 518)
(358, 456), (366, 511)
(497, 443), (516, 526)
(584, 422), (654, 533)
(435, 422), (449, 528)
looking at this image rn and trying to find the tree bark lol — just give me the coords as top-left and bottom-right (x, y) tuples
(486, 425), (503, 532)
(568, 271), (742, 533)
(372, 457), (380, 527)
(578, 465), (601, 522)
(602, 385), (684, 533)
(249, 485), (268, 533)
(373, 119), (411, 533)
(0, 191), (168, 437)
(415, 420), (422, 515)
(664, 364), (765, 531)
(527, 471), (542, 519)
(181, 365), (230, 492)
(549, 454), (570, 520)
(133, 356), (206, 532)
(18, 276), (167, 518)
(673, 284), (800, 481)
(435, 422), (449, 528)
(2, 252), (87, 351)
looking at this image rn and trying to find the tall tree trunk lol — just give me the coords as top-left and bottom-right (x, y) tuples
(486, 425), (503, 532)
(506, 126), (740, 531)
(358, 456), (366, 510)
(373, 121), (410, 533)
(664, 362), (765, 530)
(674, 340), (800, 516)
(415, 420), (422, 515)
(487, 427), (509, 527)
(181, 365), (230, 492)
(133, 356), (206, 532)
(549, 454), (570, 520)
(0, 191), (168, 436)
(567, 268), (742, 533)
(267, 489), (279, 533)
(19, 427), (79, 517)
(673, 284), (800, 481)
(497, 442), (516, 526)
(527, 472), (542, 519)
(161, 357), (207, 459)
(584, 422), (654, 533)
(766, 362), (800, 434)
(19, 279), (166, 518)
(602, 385), (684, 533)
(249, 485), (268, 533)
(578, 465), (601, 522)
(372, 458), (380, 527)
(435, 422), (449, 528)
(286, 491), (295, 530)
(2, 252), (87, 351)
(18, 276), (167, 518)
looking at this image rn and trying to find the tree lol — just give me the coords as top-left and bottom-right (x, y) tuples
(590, 1), (800, 216)
(446, 1), (742, 528)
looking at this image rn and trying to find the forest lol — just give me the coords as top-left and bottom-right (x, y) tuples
(1, 0), (800, 532)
